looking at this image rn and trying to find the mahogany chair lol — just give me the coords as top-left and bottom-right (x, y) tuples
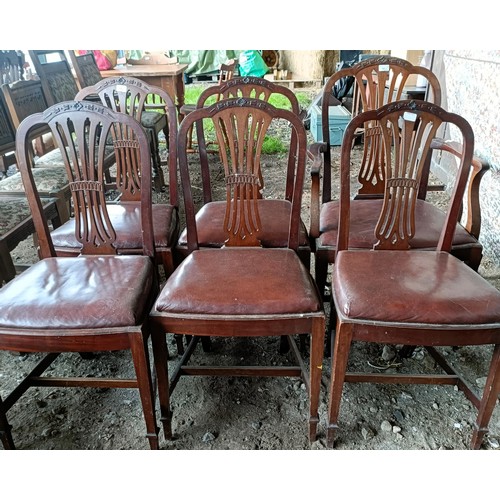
(311, 55), (448, 296)
(149, 98), (325, 443)
(28, 50), (79, 106)
(47, 78), (180, 278)
(0, 100), (160, 449)
(75, 76), (174, 192)
(327, 99), (500, 450)
(176, 76), (311, 270)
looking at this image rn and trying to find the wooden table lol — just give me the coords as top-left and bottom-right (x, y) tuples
(100, 63), (188, 118)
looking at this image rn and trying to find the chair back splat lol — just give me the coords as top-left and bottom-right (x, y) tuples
(327, 99), (500, 450)
(76, 76), (177, 194)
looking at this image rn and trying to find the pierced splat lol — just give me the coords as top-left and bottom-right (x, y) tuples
(213, 105), (273, 246)
(354, 64), (425, 197)
(196, 77), (302, 204)
(41, 102), (145, 254)
(318, 56), (442, 204)
(374, 104), (441, 250)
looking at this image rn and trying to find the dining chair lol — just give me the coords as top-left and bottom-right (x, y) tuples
(0, 100), (160, 449)
(175, 76), (311, 270)
(310, 55), (448, 296)
(327, 99), (500, 450)
(28, 50), (80, 106)
(149, 97), (325, 443)
(46, 79), (179, 280)
(2, 78), (55, 157)
(75, 76), (174, 192)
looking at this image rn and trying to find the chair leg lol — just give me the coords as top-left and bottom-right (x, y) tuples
(0, 395), (15, 450)
(147, 128), (165, 192)
(314, 253), (329, 300)
(129, 333), (160, 450)
(471, 343), (500, 449)
(325, 293), (338, 357)
(151, 331), (172, 440)
(309, 316), (326, 442)
(327, 321), (353, 448)
(0, 241), (16, 283)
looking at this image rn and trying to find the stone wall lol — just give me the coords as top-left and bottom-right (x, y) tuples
(431, 50), (500, 265)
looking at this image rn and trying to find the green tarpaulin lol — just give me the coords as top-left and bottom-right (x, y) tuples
(169, 50), (241, 75)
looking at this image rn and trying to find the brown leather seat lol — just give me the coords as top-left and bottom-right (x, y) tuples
(157, 248), (321, 316)
(51, 202), (178, 253)
(319, 198), (481, 250)
(0, 255), (154, 329)
(334, 251), (500, 325)
(177, 199), (309, 250)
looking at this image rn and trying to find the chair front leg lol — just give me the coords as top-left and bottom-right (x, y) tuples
(309, 316), (326, 442)
(129, 332), (160, 450)
(151, 329), (172, 440)
(327, 321), (353, 448)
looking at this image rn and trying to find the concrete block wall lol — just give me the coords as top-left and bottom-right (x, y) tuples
(431, 50), (500, 265)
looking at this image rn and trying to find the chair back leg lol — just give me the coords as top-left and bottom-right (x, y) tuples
(0, 395), (15, 449)
(472, 343), (500, 449)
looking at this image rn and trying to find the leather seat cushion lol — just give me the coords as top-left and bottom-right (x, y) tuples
(177, 199), (310, 249)
(0, 255), (154, 329)
(50, 202), (178, 250)
(318, 198), (480, 249)
(333, 250), (500, 325)
(155, 248), (322, 315)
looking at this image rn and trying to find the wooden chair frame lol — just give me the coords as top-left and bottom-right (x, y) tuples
(150, 98), (325, 443)
(0, 101), (160, 449)
(327, 99), (500, 450)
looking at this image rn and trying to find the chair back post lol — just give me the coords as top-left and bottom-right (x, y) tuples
(15, 101), (155, 260)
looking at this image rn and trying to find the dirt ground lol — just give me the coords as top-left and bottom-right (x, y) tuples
(1, 90), (500, 456)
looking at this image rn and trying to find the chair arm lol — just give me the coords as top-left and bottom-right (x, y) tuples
(308, 142), (327, 238)
(431, 138), (490, 239)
